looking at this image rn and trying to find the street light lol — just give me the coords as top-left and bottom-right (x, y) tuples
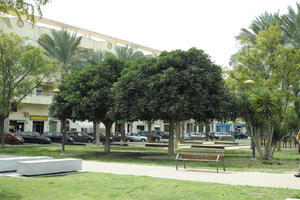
(243, 80), (256, 159)
(52, 88), (65, 154)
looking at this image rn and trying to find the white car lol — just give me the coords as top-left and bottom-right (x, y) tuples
(126, 133), (147, 142)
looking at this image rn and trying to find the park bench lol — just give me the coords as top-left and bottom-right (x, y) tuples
(0, 156), (52, 172)
(175, 149), (225, 172)
(17, 158), (82, 176)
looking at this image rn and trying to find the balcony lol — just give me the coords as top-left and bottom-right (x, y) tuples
(22, 94), (53, 105)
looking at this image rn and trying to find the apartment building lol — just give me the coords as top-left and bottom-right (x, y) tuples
(1, 16), (160, 134)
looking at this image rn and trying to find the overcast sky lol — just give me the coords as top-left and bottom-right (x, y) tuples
(42, 0), (299, 68)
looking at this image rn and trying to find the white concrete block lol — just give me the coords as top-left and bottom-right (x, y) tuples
(17, 158), (82, 176)
(0, 156), (52, 172)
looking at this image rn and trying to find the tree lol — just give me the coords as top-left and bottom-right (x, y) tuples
(230, 25), (300, 159)
(49, 84), (73, 152)
(113, 45), (145, 140)
(37, 29), (82, 75)
(0, 31), (55, 147)
(115, 48), (233, 154)
(113, 57), (159, 141)
(114, 45), (144, 61)
(281, 2), (300, 48)
(51, 57), (127, 153)
(0, 0), (49, 24)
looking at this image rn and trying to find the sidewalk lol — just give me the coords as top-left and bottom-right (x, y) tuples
(83, 161), (300, 190)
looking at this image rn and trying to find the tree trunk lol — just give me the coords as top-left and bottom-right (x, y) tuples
(263, 124), (274, 160)
(93, 121), (97, 144)
(204, 121), (210, 141)
(168, 121), (175, 154)
(103, 121), (112, 153)
(175, 121), (180, 148)
(0, 117), (5, 147)
(60, 119), (66, 153)
(120, 123), (125, 142)
(179, 121), (184, 142)
(94, 120), (100, 146)
(147, 121), (152, 142)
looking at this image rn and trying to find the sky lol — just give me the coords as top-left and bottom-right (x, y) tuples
(41, 0), (299, 68)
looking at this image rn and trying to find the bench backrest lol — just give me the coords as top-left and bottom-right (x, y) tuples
(181, 154), (224, 161)
(177, 148), (225, 161)
(177, 148), (225, 154)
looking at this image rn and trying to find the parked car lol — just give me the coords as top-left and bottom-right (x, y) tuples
(215, 132), (233, 140)
(137, 131), (162, 141)
(152, 130), (169, 139)
(100, 134), (113, 142)
(111, 132), (134, 142)
(67, 131), (93, 143)
(126, 132), (147, 142)
(4, 132), (24, 145)
(42, 132), (74, 143)
(87, 132), (113, 142)
(233, 132), (248, 139)
(15, 131), (51, 144)
(184, 132), (206, 140)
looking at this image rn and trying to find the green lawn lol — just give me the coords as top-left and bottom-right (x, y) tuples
(0, 172), (299, 200)
(1, 144), (300, 173)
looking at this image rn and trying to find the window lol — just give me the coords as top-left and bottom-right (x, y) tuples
(137, 125), (144, 131)
(36, 88), (43, 95)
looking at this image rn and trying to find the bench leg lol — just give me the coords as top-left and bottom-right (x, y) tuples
(223, 162), (226, 171)
(216, 162), (219, 173)
(176, 160), (178, 170)
(184, 161), (186, 169)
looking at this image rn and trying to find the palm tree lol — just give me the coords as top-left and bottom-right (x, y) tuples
(37, 29), (82, 74)
(114, 45), (144, 61)
(251, 89), (282, 159)
(38, 29), (82, 153)
(281, 2), (300, 48)
(237, 12), (283, 44)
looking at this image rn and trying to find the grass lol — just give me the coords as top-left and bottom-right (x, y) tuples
(1, 144), (300, 173)
(0, 172), (299, 200)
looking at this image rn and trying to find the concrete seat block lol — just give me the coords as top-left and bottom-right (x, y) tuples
(0, 156), (52, 172)
(17, 158), (82, 176)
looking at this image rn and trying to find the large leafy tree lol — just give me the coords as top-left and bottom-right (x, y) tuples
(51, 57), (126, 153)
(0, 31), (55, 147)
(113, 57), (159, 141)
(115, 48), (233, 154)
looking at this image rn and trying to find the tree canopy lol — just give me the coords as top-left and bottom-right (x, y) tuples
(50, 57), (127, 152)
(114, 48), (234, 153)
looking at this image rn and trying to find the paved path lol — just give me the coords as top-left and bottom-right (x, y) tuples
(83, 161), (300, 190)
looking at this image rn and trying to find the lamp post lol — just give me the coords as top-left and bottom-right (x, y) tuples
(52, 88), (65, 153)
(243, 80), (256, 159)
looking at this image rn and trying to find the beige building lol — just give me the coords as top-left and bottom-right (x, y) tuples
(1, 16), (160, 134)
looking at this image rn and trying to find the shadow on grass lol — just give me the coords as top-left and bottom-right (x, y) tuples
(0, 191), (22, 200)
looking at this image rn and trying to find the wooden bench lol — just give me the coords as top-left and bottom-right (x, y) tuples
(175, 149), (225, 172)
(17, 158), (82, 176)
